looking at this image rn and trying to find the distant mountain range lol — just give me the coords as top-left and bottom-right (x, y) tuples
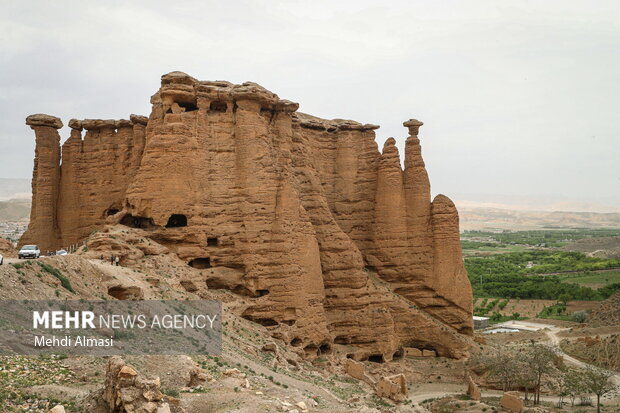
(0, 178), (30, 201)
(457, 206), (620, 231)
(0, 198), (31, 221)
(1, 180), (618, 230)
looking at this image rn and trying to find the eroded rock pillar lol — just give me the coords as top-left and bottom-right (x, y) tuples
(21, 114), (63, 252)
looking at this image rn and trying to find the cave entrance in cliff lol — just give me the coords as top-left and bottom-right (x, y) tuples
(303, 344), (318, 357)
(251, 317), (278, 327)
(367, 354), (385, 363)
(392, 348), (404, 360)
(318, 343), (331, 355)
(178, 101), (198, 112)
(290, 338), (302, 347)
(105, 208), (120, 217)
(188, 257), (211, 269)
(165, 214), (187, 228)
(120, 214), (156, 229)
(256, 289), (269, 297)
(207, 237), (219, 247)
(209, 101), (227, 113)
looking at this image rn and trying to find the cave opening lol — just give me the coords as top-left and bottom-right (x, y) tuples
(207, 237), (219, 246)
(367, 354), (385, 363)
(392, 348), (404, 360)
(256, 289), (269, 297)
(165, 214), (187, 228)
(303, 344), (318, 357)
(290, 338), (302, 347)
(188, 257), (211, 269)
(105, 208), (120, 216)
(318, 343), (331, 355)
(120, 214), (156, 229)
(253, 318), (278, 327)
(178, 101), (198, 112)
(209, 101), (227, 113)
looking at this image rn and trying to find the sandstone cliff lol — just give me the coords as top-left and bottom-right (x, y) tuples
(21, 72), (473, 360)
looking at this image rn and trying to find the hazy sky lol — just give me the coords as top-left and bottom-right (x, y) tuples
(1, 0), (619, 209)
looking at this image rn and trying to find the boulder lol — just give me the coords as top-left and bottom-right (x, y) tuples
(466, 375), (481, 401)
(501, 391), (523, 413)
(101, 356), (185, 413)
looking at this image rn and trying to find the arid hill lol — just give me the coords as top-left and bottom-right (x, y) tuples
(20, 72), (473, 362)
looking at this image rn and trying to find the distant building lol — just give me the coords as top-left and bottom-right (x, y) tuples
(473, 316), (489, 330)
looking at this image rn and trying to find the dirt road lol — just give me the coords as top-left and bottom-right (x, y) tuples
(545, 327), (620, 386)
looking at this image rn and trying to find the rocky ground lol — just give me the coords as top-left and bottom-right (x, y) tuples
(1, 230), (619, 412)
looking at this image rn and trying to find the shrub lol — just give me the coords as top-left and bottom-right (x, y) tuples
(38, 262), (74, 293)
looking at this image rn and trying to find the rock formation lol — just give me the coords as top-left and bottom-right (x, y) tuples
(96, 356), (185, 413)
(21, 72), (473, 360)
(501, 391), (524, 413)
(0, 237), (16, 258)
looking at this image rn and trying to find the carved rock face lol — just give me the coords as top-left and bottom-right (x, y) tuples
(21, 72), (473, 360)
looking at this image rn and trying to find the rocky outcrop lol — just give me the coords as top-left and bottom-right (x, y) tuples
(375, 373), (407, 402)
(21, 72), (473, 360)
(99, 356), (185, 413)
(467, 375), (481, 401)
(501, 391), (523, 413)
(0, 238), (16, 258)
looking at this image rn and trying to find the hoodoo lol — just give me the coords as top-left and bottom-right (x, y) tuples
(21, 72), (473, 360)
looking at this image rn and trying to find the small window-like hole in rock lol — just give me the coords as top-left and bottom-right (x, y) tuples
(303, 344), (318, 357)
(188, 257), (211, 269)
(178, 101), (198, 112)
(282, 320), (295, 326)
(291, 338), (302, 347)
(166, 108), (173, 114)
(346, 354), (354, 359)
(108, 285), (143, 300)
(318, 343), (331, 355)
(106, 208), (120, 216)
(253, 318), (278, 327)
(207, 237), (219, 246)
(209, 101), (227, 113)
(256, 289), (269, 297)
(364, 265), (377, 273)
(166, 214), (187, 228)
(120, 214), (155, 229)
(368, 354), (384, 363)
(393, 348), (404, 360)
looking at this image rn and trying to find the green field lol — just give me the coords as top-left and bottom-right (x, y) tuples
(462, 228), (620, 247)
(558, 270), (620, 288)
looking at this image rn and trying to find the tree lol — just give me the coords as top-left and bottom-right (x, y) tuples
(558, 293), (571, 305)
(581, 366), (617, 413)
(523, 342), (558, 404)
(563, 367), (586, 407)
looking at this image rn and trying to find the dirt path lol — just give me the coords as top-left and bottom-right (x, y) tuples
(220, 342), (345, 408)
(545, 328), (620, 386)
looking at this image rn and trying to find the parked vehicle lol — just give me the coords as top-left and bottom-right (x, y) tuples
(18, 245), (40, 259)
(56, 249), (68, 256)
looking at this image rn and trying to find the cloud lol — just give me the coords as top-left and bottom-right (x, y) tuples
(0, 0), (618, 206)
